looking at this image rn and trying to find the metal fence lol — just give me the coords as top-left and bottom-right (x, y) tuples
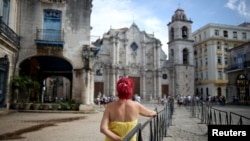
(190, 100), (250, 125)
(123, 101), (174, 141)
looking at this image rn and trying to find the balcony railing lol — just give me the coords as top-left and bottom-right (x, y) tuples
(226, 60), (250, 72)
(0, 17), (20, 47)
(35, 28), (64, 47)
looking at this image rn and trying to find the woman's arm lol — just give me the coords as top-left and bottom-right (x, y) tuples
(100, 106), (122, 141)
(138, 103), (157, 117)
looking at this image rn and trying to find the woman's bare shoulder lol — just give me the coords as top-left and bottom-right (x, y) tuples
(106, 101), (118, 108)
(127, 100), (140, 107)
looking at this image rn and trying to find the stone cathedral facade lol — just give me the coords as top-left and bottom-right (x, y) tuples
(93, 23), (169, 100)
(93, 8), (195, 100)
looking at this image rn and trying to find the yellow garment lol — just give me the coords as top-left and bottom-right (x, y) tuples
(105, 120), (138, 141)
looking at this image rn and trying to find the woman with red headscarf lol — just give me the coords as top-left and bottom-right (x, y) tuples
(100, 77), (157, 141)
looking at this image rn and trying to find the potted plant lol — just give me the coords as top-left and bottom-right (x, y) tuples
(51, 102), (59, 110)
(69, 99), (79, 110)
(23, 99), (33, 110)
(59, 101), (71, 110)
(10, 75), (41, 110)
(10, 75), (26, 109)
(32, 101), (41, 110)
(10, 76), (25, 102)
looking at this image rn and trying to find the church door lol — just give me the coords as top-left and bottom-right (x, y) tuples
(129, 77), (140, 96)
(94, 82), (103, 98)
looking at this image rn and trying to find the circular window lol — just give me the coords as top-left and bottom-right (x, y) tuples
(162, 74), (167, 79)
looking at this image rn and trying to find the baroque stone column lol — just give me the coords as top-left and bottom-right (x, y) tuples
(79, 45), (96, 112)
(156, 42), (162, 99)
(140, 70), (146, 99)
(110, 66), (117, 96)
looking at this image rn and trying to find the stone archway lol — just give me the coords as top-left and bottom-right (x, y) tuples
(18, 56), (73, 103)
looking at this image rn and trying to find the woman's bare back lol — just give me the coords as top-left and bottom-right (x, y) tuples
(107, 100), (139, 122)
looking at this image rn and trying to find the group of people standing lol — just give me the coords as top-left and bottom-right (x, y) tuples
(177, 95), (194, 107)
(206, 95), (226, 106)
(95, 95), (116, 107)
(176, 94), (227, 107)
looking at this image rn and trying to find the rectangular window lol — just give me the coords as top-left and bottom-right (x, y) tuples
(242, 32), (247, 39)
(2, 0), (10, 25)
(217, 42), (221, 50)
(214, 30), (219, 36)
(43, 10), (62, 41)
(218, 71), (222, 79)
(224, 44), (228, 52)
(223, 30), (228, 38)
(217, 56), (222, 64)
(237, 54), (244, 69)
(233, 31), (237, 39)
(224, 57), (227, 65)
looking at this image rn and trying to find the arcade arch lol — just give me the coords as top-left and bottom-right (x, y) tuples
(18, 56), (73, 103)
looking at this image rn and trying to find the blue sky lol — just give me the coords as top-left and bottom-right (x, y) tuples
(91, 0), (250, 54)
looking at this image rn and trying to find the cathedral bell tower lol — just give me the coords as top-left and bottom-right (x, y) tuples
(167, 8), (194, 98)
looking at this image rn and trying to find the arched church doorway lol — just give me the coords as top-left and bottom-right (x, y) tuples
(236, 74), (249, 104)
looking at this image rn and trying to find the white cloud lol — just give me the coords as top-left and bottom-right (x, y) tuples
(237, 0), (250, 17)
(91, 0), (133, 38)
(225, 0), (250, 18)
(225, 0), (238, 10)
(91, 0), (169, 54)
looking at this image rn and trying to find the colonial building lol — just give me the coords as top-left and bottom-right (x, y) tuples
(93, 8), (195, 100)
(226, 41), (250, 104)
(0, 0), (20, 108)
(1, 0), (95, 110)
(193, 23), (250, 101)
